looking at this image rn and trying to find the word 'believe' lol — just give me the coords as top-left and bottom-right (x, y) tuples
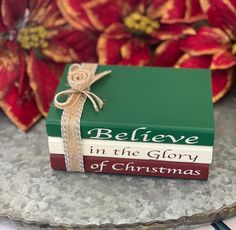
(87, 127), (199, 144)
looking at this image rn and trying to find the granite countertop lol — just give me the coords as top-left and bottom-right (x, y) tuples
(0, 87), (236, 229)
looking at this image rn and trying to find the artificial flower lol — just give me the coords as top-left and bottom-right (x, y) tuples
(175, 25), (236, 102)
(0, 0), (97, 131)
(167, 0), (236, 102)
(57, 0), (204, 65)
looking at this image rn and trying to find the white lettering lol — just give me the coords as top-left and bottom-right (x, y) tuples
(140, 131), (151, 142)
(152, 135), (165, 142)
(131, 127), (147, 141)
(112, 163), (124, 171)
(87, 127), (200, 145)
(88, 128), (112, 139)
(115, 132), (128, 140)
(194, 170), (201, 175)
(185, 136), (199, 144)
(166, 135), (185, 143)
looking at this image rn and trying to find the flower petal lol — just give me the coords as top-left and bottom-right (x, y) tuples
(153, 23), (195, 40)
(83, 0), (123, 31)
(1, 0), (27, 29)
(7, 0), (26, 20)
(97, 23), (131, 64)
(154, 39), (183, 66)
(0, 80), (41, 131)
(0, 45), (23, 99)
(152, 0), (205, 23)
(0, 0), (6, 32)
(184, 0), (206, 22)
(212, 69), (234, 102)
(119, 39), (152, 66)
(56, 0), (94, 30)
(147, 0), (171, 19)
(42, 40), (78, 63)
(123, 0), (146, 13)
(27, 51), (63, 116)
(97, 23), (151, 65)
(97, 36), (127, 65)
(180, 27), (231, 55)
(43, 29), (98, 63)
(29, 0), (66, 29)
(175, 54), (233, 102)
(58, 0), (124, 31)
(176, 54), (212, 68)
(201, 0), (236, 38)
(1, 0), (14, 29)
(158, 0), (186, 23)
(211, 50), (236, 69)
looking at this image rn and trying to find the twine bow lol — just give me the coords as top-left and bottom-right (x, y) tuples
(54, 63), (111, 112)
(53, 63), (111, 172)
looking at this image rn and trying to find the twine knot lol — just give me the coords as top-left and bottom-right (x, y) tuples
(54, 64), (111, 112)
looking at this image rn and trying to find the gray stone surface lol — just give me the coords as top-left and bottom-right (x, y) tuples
(0, 87), (236, 229)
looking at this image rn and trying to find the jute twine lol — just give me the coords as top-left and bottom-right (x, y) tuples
(54, 63), (111, 171)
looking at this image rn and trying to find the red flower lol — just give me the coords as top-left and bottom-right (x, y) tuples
(154, 25), (236, 101)
(58, 0), (204, 65)
(0, 0), (97, 131)
(168, 0), (236, 102)
(175, 25), (236, 102)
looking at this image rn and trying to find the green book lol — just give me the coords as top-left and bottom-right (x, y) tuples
(46, 64), (214, 146)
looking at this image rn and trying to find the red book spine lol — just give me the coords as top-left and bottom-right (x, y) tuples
(50, 154), (209, 180)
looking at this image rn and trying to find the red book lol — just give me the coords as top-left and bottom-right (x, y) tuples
(50, 154), (209, 180)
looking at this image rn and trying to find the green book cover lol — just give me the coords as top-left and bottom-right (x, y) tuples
(46, 64), (214, 146)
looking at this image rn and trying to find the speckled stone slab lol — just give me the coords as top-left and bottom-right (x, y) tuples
(0, 88), (236, 229)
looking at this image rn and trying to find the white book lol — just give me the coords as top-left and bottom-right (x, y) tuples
(48, 136), (213, 164)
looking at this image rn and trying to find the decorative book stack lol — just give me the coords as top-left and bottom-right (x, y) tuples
(46, 64), (214, 180)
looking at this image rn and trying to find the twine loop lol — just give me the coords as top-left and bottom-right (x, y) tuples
(54, 64), (111, 112)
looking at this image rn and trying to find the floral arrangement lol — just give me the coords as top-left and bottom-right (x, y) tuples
(0, 0), (235, 131)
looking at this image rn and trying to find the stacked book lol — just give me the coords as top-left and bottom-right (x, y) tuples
(46, 64), (214, 180)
